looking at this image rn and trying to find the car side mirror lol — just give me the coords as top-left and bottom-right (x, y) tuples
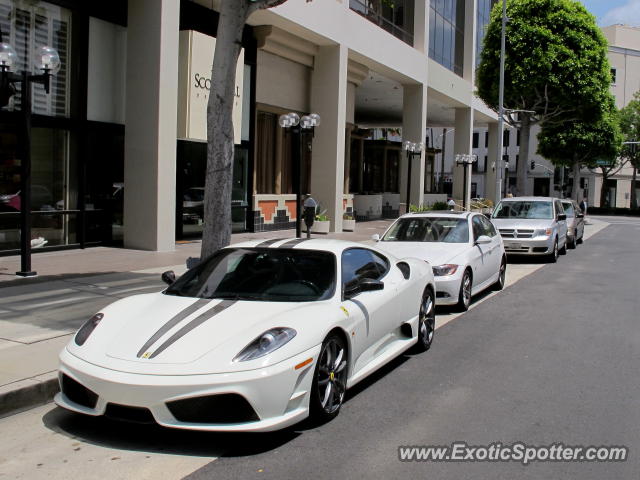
(475, 235), (492, 245)
(161, 270), (176, 285)
(557, 213), (567, 221)
(359, 278), (384, 292)
(371, 234), (380, 242)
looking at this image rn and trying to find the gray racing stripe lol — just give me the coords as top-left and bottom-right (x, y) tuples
(255, 237), (287, 247)
(136, 298), (210, 358)
(279, 238), (311, 248)
(148, 300), (237, 359)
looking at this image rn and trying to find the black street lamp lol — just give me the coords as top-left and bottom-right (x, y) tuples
(278, 112), (321, 238)
(403, 140), (424, 213)
(1, 42), (61, 277)
(455, 153), (477, 210)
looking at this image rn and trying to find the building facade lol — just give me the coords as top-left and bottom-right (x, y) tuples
(1, 0), (507, 255)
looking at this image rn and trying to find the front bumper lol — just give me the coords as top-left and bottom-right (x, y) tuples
(502, 236), (554, 256)
(433, 269), (464, 305)
(55, 345), (321, 432)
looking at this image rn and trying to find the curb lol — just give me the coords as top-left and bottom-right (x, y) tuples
(0, 372), (60, 419)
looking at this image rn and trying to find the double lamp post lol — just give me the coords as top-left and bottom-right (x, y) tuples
(278, 112), (321, 238)
(1, 41), (61, 277)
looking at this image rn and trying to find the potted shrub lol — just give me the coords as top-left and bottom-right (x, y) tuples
(311, 212), (330, 234)
(343, 213), (355, 231)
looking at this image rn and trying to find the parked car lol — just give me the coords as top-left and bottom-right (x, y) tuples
(373, 211), (506, 311)
(55, 239), (436, 431)
(491, 196), (568, 262)
(561, 199), (585, 249)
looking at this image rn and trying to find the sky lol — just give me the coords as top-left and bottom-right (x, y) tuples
(579, 0), (640, 27)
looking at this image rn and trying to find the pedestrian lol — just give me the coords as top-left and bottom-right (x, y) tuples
(579, 197), (588, 216)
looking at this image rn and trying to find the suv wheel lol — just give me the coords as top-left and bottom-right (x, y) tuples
(547, 239), (559, 263)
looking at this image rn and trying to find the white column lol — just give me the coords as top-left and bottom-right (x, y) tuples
(310, 45), (348, 232)
(463, 0), (477, 82)
(453, 108), (474, 209)
(484, 123), (499, 202)
(402, 83), (428, 209)
(413, 0), (429, 54)
(124, 0), (179, 251)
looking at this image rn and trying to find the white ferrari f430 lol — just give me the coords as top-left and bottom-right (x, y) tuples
(55, 238), (436, 432)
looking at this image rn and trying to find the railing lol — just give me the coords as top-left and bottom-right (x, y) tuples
(349, 0), (414, 46)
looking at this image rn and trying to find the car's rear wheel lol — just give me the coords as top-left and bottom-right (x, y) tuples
(413, 288), (435, 352)
(457, 269), (472, 311)
(493, 257), (507, 291)
(547, 239), (559, 263)
(577, 230), (584, 244)
(310, 333), (348, 423)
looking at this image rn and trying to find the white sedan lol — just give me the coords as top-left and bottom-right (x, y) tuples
(55, 238), (435, 432)
(373, 211), (506, 311)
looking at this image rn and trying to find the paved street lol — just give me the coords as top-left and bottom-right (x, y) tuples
(0, 216), (637, 479)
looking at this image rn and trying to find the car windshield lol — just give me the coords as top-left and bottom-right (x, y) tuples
(562, 202), (575, 217)
(493, 201), (553, 220)
(164, 248), (336, 302)
(381, 217), (469, 243)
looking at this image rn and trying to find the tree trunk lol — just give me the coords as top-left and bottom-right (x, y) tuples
(200, 2), (251, 260)
(631, 166), (637, 209)
(572, 160), (581, 202)
(516, 115), (531, 196)
(599, 167), (609, 207)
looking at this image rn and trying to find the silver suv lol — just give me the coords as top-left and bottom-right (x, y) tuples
(490, 197), (568, 262)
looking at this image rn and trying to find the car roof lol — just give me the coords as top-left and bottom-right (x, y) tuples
(498, 196), (557, 202)
(398, 210), (474, 219)
(226, 237), (373, 255)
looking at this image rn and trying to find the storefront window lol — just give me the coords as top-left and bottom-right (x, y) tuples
(0, 0), (71, 117)
(0, 127), (75, 251)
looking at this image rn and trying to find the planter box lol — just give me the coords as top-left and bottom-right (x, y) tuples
(310, 220), (330, 234)
(343, 219), (356, 231)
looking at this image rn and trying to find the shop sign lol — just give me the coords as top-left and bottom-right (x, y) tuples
(177, 30), (244, 143)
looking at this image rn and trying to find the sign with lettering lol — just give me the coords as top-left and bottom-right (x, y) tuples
(177, 30), (244, 143)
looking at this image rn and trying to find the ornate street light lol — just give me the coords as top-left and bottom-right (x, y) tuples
(403, 140), (424, 213)
(1, 41), (61, 277)
(455, 153), (477, 211)
(278, 112), (321, 237)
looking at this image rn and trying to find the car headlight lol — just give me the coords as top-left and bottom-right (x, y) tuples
(432, 264), (459, 276)
(534, 228), (552, 237)
(233, 327), (297, 362)
(75, 313), (104, 346)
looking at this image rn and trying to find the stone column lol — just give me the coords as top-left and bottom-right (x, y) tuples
(452, 108), (474, 209)
(124, 0), (179, 251)
(413, 0), (429, 54)
(310, 44), (348, 232)
(484, 122), (499, 203)
(401, 83), (428, 209)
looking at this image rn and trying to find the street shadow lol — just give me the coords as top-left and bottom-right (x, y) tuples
(505, 255), (550, 265)
(42, 406), (300, 458)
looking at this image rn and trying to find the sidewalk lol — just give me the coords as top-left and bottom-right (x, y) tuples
(0, 221), (393, 417)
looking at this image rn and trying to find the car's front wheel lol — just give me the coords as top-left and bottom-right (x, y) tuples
(457, 269), (472, 311)
(310, 333), (348, 423)
(413, 288), (435, 352)
(547, 238), (559, 263)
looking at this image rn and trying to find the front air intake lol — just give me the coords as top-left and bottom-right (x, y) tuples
(60, 374), (98, 409)
(167, 393), (259, 424)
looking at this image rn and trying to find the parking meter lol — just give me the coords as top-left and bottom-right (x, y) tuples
(303, 197), (318, 238)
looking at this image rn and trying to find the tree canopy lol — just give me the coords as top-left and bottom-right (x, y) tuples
(537, 95), (622, 169)
(477, 0), (612, 124)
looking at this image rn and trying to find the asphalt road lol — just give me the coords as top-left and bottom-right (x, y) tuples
(1, 217), (638, 479)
